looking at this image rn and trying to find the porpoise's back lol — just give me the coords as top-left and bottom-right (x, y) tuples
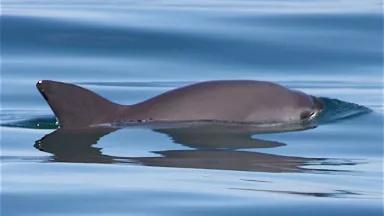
(37, 80), (322, 129)
(130, 80), (319, 123)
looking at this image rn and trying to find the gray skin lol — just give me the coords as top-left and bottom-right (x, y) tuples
(36, 80), (323, 129)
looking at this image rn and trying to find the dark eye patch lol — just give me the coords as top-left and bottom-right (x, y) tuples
(300, 111), (315, 120)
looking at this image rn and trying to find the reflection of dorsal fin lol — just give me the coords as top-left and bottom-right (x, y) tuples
(36, 80), (125, 129)
(35, 128), (116, 163)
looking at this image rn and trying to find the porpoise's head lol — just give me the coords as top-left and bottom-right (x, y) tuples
(245, 83), (325, 125)
(286, 89), (324, 123)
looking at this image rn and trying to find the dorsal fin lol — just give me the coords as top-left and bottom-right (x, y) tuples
(36, 80), (124, 129)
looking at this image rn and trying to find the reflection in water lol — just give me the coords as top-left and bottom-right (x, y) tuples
(153, 124), (286, 150)
(34, 123), (355, 173)
(133, 150), (318, 173)
(35, 127), (117, 163)
(230, 188), (362, 198)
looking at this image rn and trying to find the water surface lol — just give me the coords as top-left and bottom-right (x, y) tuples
(1, 0), (383, 215)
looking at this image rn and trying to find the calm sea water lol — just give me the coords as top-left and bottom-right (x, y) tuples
(1, 0), (383, 215)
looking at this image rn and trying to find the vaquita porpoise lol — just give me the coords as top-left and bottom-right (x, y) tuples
(36, 80), (324, 129)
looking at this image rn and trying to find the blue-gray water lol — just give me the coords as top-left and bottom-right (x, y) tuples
(1, 0), (383, 215)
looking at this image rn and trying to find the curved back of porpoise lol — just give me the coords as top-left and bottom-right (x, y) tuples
(37, 80), (322, 129)
(36, 80), (125, 128)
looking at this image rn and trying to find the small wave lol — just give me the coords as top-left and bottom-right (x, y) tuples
(316, 97), (372, 124)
